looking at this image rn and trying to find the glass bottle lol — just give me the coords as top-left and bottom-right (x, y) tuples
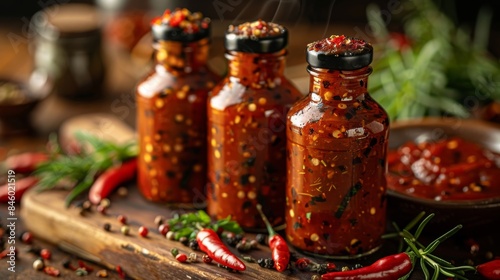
(286, 35), (390, 258)
(207, 20), (302, 230)
(136, 9), (218, 206)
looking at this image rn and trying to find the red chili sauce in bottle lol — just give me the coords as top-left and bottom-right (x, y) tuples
(286, 35), (389, 258)
(136, 9), (219, 205)
(207, 20), (302, 230)
(387, 137), (500, 201)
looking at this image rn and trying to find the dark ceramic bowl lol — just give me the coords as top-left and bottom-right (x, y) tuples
(387, 117), (500, 232)
(0, 76), (50, 136)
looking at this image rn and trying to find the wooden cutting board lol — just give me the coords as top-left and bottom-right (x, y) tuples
(19, 185), (319, 280)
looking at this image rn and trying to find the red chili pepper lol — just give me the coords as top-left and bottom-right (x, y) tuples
(0, 176), (39, 203)
(477, 260), (500, 280)
(88, 158), (137, 204)
(196, 228), (246, 271)
(256, 204), (290, 272)
(4, 152), (48, 173)
(321, 252), (414, 280)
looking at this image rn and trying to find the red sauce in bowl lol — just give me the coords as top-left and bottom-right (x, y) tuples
(387, 137), (500, 201)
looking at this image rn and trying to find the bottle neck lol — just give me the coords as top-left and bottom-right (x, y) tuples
(307, 66), (372, 101)
(226, 50), (286, 86)
(153, 38), (209, 74)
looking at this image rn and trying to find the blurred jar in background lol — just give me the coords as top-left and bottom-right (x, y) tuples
(30, 4), (105, 99)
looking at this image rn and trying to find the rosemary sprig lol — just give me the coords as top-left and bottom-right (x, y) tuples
(34, 132), (137, 207)
(387, 212), (478, 280)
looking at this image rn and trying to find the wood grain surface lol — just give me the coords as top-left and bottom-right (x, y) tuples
(20, 185), (319, 280)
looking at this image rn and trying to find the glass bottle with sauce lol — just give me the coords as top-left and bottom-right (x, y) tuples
(286, 35), (390, 258)
(207, 20), (302, 230)
(136, 9), (219, 206)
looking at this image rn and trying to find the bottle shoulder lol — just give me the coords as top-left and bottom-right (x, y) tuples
(287, 93), (389, 130)
(208, 76), (303, 111)
(136, 65), (219, 98)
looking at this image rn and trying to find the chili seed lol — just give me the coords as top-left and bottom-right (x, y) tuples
(176, 253), (188, 263)
(202, 254), (212, 264)
(117, 215), (127, 225)
(103, 223), (111, 232)
(121, 226), (130, 236)
(311, 275), (321, 280)
(33, 259), (44, 271)
(40, 248), (52, 260)
(248, 103), (257, 111)
(138, 226), (148, 237)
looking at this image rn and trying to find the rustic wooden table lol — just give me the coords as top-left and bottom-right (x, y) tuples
(1, 14), (499, 280)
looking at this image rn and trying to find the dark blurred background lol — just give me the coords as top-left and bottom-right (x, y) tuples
(1, 0), (499, 25)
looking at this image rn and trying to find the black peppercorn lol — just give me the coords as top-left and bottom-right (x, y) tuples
(255, 233), (267, 245)
(179, 236), (189, 246)
(188, 239), (199, 250)
(103, 223), (111, 232)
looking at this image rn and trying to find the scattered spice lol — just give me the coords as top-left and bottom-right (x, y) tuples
(176, 253), (188, 263)
(117, 215), (127, 225)
(158, 224), (169, 236)
(138, 226), (149, 237)
(33, 258), (44, 271)
(103, 223), (111, 232)
(171, 248), (179, 257)
(40, 248), (52, 260)
(43, 266), (61, 277)
(151, 8), (210, 33)
(307, 35), (370, 56)
(202, 254), (212, 264)
(76, 267), (89, 276)
(96, 269), (108, 278)
(120, 226), (130, 236)
(227, 20), (284, 38)
(21, 231), (34, 244)
(154, 215), (165, 226)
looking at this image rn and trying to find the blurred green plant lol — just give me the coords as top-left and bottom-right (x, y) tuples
(367, 0), (500, 121)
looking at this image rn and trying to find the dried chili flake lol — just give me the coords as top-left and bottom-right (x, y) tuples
(151, 8), (210, 35)
(307, 35), (370, 56)
(228, 20), (284, 38)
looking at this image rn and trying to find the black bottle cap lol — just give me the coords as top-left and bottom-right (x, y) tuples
(224, 20), (288, 53)
(306, 35), (373, 70)
(151, 9), (211, 42)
